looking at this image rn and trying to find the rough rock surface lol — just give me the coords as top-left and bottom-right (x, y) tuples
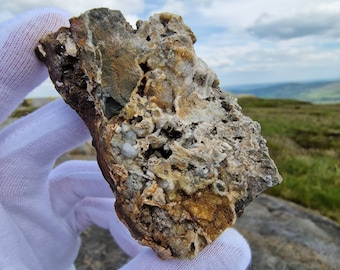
(235, 195), (340, 270)
(36, 8), (282, 259)
(74, 194), (340, 270)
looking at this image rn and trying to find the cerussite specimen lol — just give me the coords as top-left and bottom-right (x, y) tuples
(36, 8), (282, 259)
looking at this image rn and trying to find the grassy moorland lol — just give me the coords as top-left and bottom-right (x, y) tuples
(238, 97), (340, 222)
(227, 79), (340, 104)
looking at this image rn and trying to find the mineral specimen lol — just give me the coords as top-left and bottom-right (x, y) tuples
(36, 8), (282, 259)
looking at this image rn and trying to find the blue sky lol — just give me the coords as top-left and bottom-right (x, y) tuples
(1, 0), (340, 97)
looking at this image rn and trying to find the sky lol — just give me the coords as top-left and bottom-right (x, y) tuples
(1, 0), (340, 98)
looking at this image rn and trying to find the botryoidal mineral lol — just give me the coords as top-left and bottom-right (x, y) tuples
(36, 8), (282, 259)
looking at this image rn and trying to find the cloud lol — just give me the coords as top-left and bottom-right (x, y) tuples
(2, 0), (340, 94)
(1, 0), (145, 18)
(0, 10), (14, 22)
(194, 0), (316, 30)
(248, 4), (340, 39)
(195, 26), (340, 86)
(150, 0), (187, 16)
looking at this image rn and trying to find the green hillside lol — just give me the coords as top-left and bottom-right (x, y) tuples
(227, 80), (340, 104)
(304, 82), (340, 103)
(238, 97), (340, 222)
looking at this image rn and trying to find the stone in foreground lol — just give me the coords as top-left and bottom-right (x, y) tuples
(36, 8), (282, 259)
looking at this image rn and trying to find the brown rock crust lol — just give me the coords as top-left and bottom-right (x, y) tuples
(36, 8), (282, 259)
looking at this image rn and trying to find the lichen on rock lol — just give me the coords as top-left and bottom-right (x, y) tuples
(36, 8), (282, 259)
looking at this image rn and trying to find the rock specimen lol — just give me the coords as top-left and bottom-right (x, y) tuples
(36, 8), (282, 259)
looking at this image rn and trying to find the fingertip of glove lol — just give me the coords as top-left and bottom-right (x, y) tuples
(121, 228), (252, 270)
(2, 7), (70, 29)
(0, 8), (72, 119)
(24, 7), (70, 32)
(1, 7), (71, 67)
(0, 7), (70, 50)
(216, 228), (252, 269)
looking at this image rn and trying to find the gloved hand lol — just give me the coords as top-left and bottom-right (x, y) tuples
(0, 8), (251, 270)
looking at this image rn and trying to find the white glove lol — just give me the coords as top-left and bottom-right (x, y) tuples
(0, 8), (251, 270)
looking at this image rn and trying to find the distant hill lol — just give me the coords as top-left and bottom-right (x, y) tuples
(224, 80), (340, 104)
